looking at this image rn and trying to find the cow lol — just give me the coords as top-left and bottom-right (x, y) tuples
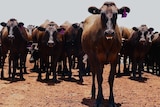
(117, 26), (134, 77)
(57, 21), (85, 82)
(126, 25), (154, 80)
(33, 20), (64, 82)
(81, 1), (130, 107)
(26, 25), (36, 50)
(145, 32), (160, 75)
(0, 18), (30, 81)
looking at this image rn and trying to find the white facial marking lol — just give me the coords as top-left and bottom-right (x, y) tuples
(46, 24), (57, 44)
(27, 25), (35, 35)
(7, 20), (18, 38)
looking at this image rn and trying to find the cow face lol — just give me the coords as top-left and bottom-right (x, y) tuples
(6, 18), (18, 39)
(64, 23), (83, 46)
(88, 2), (130, 39)
(27, 25), (35, 35)
(132, 25), (154, 44)
(1, 18), (25, 40)
(38, 22), (59, 47)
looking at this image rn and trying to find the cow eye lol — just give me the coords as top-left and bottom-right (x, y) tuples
(112, 13), (117, 20)
(138, 31), (142, 35)
(144, 31), (148, 36)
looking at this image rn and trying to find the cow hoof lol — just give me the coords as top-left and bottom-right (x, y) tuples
(116, 74), (121, 78)
(53, 78), (58, 83)
(20, 77), (25, 81)
(37, 78), (42, 81)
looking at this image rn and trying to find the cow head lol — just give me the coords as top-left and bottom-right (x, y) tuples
(0, 18), (25, 40)
(27, 25), (36, 35)
(88, 2), (130, 39)
(37, 21), (63, 47)
(132, 25), (154, 44)
(65, 23), (83, 44)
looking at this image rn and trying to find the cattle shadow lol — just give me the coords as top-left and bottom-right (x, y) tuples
(36, 78), (62, 86)
(116, 72), (131, 78)
(129, 76), (148, 83)
(81, 98), (121, 107)
(58, 76), (85, 85)
(2, 77), (25, 83)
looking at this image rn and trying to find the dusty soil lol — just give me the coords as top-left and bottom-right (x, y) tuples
(0, 54), (160, 107)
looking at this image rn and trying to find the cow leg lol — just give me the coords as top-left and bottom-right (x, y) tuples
(32, 61), (39, 72)
(1, 55), (5, 79)
(108, 63), (116, 107)
(91, 71), (96, 99)
(138, 60), (143, 79)
(77, 56), (84, 83)
(37, 58), (43, 81)
(96, 65), (104, 106)
(132, 60), (137, 80)
(20, 56), (25, 80)
(8, 56), (12, 78)
(52, 61), (58, 82)
(45, 57), (50, 80)
(85, 60), (91, 76)
(63, 57), (69, 76)
(57, 61), (61, 74)
(71, 55), (76, 69)
(116, 53), (121, 77)
(23, 54), (28, 74)
(68, 56), (72, 79)
(12, 59), (16, 82)
(124, 56), (130, 75)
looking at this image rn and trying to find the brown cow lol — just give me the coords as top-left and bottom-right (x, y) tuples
(57, 21), (84, 82)
(81, 2), (130, 107)
(126, 25), (154, 80)
(0, 18), (30, 81)
(32, 20), (64, 82)
(117, 26), (134, 76)
(145, 32), (160, 75)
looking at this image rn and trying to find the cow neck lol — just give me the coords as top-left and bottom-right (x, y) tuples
(18, 26), (28, 42)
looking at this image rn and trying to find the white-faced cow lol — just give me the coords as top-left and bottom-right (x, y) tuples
(0, 18), (30, 81)
(145, 32), (160, 75)
(126, 25), (154, 80)
(32, 20), (64, 82)
(81, 1), (130, 107)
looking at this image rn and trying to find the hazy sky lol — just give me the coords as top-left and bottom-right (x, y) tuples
(0, 0), (159, 31)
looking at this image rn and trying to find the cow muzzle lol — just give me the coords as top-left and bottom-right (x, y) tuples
(104, 30), (115, 40)
(8, 34), (15, 39)
(47, 40), (55, 47)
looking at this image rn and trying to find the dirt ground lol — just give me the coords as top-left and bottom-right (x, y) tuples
(0, 54), (160, 107)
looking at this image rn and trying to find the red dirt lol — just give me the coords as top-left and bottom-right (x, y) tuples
(0, 54), (160, 107)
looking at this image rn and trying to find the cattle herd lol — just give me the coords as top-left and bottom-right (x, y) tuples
(0, 1), (160, 107)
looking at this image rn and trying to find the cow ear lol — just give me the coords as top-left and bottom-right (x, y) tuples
(0, 22), (7, 27)
(88, 6), (101, 14)
(148, 27), (154, 32)
(132, 27), (138, 31)
(118, 7), (130, 18)
(57, 27), (65, 34)
(72, 23), (78, 28)
(18, 22), (24, 27)
(153, 32), (158, 35)
(37, 27), (45, 31)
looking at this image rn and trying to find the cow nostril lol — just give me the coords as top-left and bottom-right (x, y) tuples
(111, 32), (115, 35)
(104, 30), (115, 35)
(139, 38), (146, 42)
(47, 42), (55, 47)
